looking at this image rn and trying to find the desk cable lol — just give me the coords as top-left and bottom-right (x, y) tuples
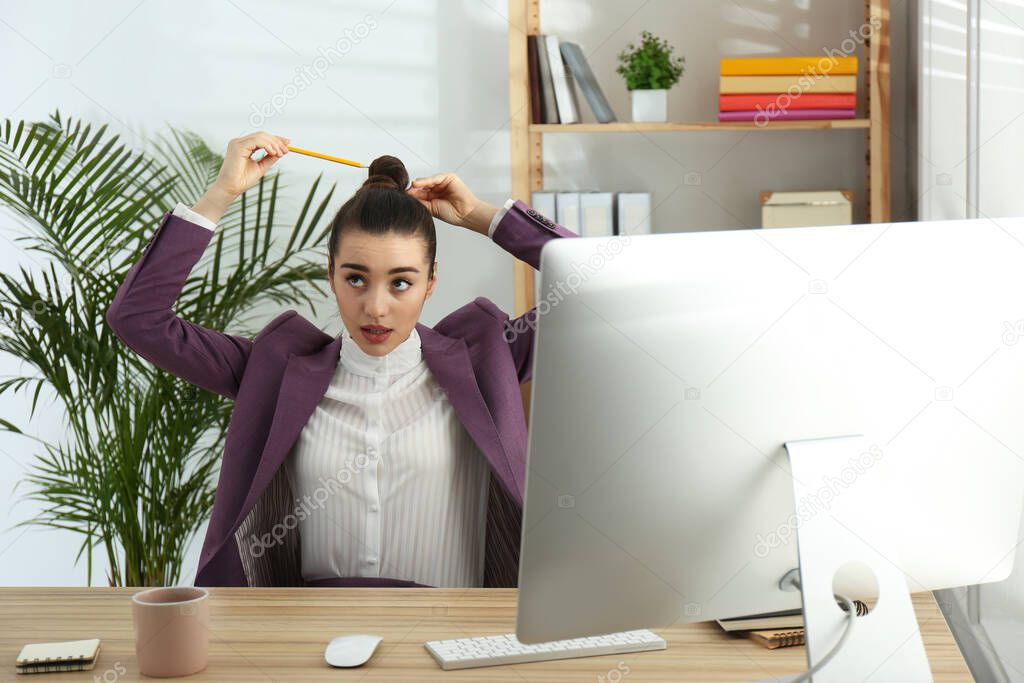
(781, 574), (861, 683)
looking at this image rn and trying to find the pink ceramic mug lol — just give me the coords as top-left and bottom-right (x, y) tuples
(131, 586), (209, 677)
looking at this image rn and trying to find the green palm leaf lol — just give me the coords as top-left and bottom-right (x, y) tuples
(0, 111), (337, 586)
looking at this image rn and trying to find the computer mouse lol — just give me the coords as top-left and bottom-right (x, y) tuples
(324, 634), (383, 668)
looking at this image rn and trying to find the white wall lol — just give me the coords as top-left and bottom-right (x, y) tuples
(0, 0), (912, 586)
(916, 0), (969, 221)
(917, 0), (1024, 223)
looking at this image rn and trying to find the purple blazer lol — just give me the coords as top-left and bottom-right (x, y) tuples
(105, 200), (578, 588)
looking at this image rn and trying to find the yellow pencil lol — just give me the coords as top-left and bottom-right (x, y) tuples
(286, 145), (365, 168)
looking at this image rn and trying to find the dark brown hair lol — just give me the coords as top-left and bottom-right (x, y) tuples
(327, 155), (436, 278)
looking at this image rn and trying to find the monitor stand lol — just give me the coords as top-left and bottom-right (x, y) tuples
(756, 435), (933, 682)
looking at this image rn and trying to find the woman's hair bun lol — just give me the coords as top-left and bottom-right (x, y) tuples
(362, 155), (409, 192)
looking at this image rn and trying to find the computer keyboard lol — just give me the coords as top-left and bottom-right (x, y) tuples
(424, 628), (666, 670)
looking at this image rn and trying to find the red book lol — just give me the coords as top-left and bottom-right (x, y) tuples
(719, 93), (856, 111)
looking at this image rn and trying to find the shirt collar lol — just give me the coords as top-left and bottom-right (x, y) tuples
(338, 325), (422, 378)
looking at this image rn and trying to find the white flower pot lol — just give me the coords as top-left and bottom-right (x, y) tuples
(631, 88), (668, 122)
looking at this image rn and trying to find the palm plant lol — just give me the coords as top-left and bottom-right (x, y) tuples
(0, 111), (337, 586)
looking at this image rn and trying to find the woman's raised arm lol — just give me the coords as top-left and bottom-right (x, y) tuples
(105, 132), (291, 400)
(407, 172), (580, 385)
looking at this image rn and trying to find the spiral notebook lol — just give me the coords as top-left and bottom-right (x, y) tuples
(747, 628), (806, 649)
(15, 638), (100, 675)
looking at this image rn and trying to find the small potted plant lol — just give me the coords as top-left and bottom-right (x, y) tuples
(616, 30), (686, 122)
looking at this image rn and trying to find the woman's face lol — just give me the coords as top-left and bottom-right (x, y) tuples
(329, 229), (436, 357)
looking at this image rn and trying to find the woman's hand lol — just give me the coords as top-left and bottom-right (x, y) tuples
(407, 173), (498, 236)
(192, 132), (290, 224)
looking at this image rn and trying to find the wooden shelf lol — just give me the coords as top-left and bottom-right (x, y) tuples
(508, 0), (891, 420)
(530, 119), (872, 133)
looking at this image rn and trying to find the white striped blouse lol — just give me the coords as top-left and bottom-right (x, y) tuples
(283, 323), (491, 587)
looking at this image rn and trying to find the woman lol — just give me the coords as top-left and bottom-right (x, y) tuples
(106, 131), (579, 588)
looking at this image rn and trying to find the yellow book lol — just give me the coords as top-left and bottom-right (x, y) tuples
(720, 75), (857, 94)
(721, 56), (858, 76)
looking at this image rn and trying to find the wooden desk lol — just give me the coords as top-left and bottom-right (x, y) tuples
(1, 588), (972, 681)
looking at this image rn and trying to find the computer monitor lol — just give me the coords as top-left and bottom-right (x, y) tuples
(515, 217), (1024, 669)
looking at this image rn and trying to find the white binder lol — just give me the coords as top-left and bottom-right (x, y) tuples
(616, 192), (652, 235)
(580, 192), (615, 237)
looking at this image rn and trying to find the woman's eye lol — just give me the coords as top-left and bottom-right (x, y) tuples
(344, 274), (411, 291)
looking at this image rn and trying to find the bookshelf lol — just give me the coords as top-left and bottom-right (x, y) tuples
(507, 0), (891, 417)
(532, 120), (873, 132)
